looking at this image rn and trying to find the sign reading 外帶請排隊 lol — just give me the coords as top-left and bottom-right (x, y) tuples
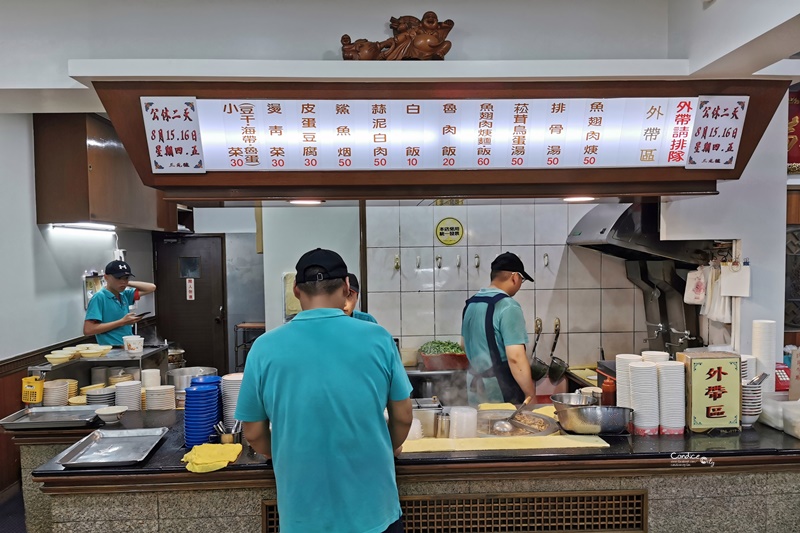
(141, 97), (205, 173)
(686, 95), (749, 169)
(139, 96), (745, 173)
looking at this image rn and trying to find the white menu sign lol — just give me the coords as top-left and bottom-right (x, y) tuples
(195, 97), (703, 171)
(140, 96), (205, 173)
(686, 95), (749, 169)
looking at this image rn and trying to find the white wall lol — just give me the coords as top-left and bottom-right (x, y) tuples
(661, 96), (788, 378)
(194, 207), (256, 234)
(0, 114), (155, 361)
(261, 206), (360, 330)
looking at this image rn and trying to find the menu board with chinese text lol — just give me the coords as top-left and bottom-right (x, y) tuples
(140, 96), (204, 173)
(686, 95), (749, 169)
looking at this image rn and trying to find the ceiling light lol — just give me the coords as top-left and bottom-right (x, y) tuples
(52, 223), (117, 231)
(288, 200), (324, 205)
(563, 197), (596, 203)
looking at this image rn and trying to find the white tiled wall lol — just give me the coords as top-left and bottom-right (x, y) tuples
(366, 202), (647, 366)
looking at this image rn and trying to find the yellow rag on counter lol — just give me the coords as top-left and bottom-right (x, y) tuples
(181, 443), (242, 473)
(532, 405), (557, 420)
(478, 403), (517, 411)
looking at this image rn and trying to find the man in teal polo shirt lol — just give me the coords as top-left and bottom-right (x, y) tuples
(461, 252), (535, 406)
(344, 273), (378, 324)
(237, 248), (413, 533)
(83, 260), (157, 346)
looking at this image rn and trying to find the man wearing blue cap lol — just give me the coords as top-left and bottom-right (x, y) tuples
(83, 260), (156, 346)
(237, 248), (413, 533)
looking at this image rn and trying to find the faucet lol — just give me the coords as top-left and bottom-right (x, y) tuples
(664, 328), (697, 350)
(643, 322), (666, 342)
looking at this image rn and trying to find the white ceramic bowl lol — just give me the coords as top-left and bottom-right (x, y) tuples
(95, 406), (128, 424)
(80, 349), (104, 359)
(45, 354), (71, 365)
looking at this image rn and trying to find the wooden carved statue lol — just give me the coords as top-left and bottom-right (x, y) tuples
(341, 11), (454, 61)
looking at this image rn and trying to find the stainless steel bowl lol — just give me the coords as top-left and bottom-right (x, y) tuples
(555, 405), (633, 435)
(550, 393), (598, 414)
(166, 366), (217, 391)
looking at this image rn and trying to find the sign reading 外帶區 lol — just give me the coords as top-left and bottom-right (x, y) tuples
(138, 96), (748, 174)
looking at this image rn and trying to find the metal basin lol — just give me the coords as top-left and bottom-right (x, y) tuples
(166, 366), (217, 391)
(550, 393), (598, 414)
(555, 405), (633, 435)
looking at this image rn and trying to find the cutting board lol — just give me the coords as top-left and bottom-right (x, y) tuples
(401, 434), (608, 453)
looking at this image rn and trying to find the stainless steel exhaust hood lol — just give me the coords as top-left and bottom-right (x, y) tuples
(566, 203), (712, 266)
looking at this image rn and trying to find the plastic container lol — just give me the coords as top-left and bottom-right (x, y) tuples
(782, 402), (800, 439)
(601, 379), (617, 406)
(448, 407), (477, 438)
(122, 335), (144, 353)
(21, 376), (43, 404)
(419, 352), (469, 371)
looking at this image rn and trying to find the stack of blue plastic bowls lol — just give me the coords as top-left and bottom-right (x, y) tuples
(184, 384), (221, 448)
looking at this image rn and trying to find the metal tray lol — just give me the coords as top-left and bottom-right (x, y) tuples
(57, 427), (168, 468)
(477, 409), (560, 437)
(0, 405), (108, 430)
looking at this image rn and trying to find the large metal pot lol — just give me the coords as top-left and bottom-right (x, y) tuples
(166, 366), (217, 391)
(555, 405), (633, 435)
(550, 393), (597, 414)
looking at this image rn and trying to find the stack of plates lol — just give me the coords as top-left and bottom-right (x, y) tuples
(740, 354), (756, 382)
(146, 385), (176, 410)
(615, 354), (643, 409)
(184, 385), (221, 448)
(115, 381), (142, 410)
(642, 351), (670, 363)
(86, 387), (116, 406)
(109, 373), (134, 386)
(42, 380), (69, 406)
(742, 378), (762, 426)
(752, 320), (776, 374)
(67, 395), (87, 406)
(656, 361), (686, 434)
(51, 379), (78, 398)
(629, 361), (659, 435)
(222, 373), (244, 430)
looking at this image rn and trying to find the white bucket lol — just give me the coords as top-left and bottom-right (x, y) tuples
(122, 335), (144, 353)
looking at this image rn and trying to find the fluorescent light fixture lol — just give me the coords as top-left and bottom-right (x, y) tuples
(52, 223), (116, 231)
(288, 200), (324, 205)
(563, 197), (595, 203)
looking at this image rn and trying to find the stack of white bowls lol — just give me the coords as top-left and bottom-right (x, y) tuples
(629, 361), (660, 435)
(740, 354), (756, 382)
(752, 320), (776, 376)
(656, 361), (686, 434)
(50, 379), (78, 399)
(145, 385), (176, 410)
(642, 351), (670, 363)
(615, 354), (643, 409)
(221, 373), (244, 430)
(115, 381), (142, 410)
(448, 406), (478, 438)
(42, 381), (69, 406)
(86, 387), (116, 406)
(124, 367), (141, 381)
(141, 369), (161, 389)
(742, 379), (762, 426)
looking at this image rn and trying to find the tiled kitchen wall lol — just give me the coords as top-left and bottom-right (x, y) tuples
(365, 202), (649, 368)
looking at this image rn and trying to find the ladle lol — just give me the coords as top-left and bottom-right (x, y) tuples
(492, 396), (532, 434)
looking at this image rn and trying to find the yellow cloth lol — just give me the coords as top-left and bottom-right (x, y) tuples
(478, 403), (517, 411)
(401, 435), (608, 453)
(181, 443), (242, 473)
(532, 405), (558, 420)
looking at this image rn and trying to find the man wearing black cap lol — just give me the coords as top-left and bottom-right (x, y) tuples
(236, 248), (413, 533)
(461, 251), (535, 405)
(83, 260), (157, 346)
(344, 273), (378, 324)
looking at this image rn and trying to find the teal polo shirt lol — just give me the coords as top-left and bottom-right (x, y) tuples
(353, 309), (378, 324)
(84, 287), (137, 346)
(461, 288), (529, 404)
(235, 308), (412, 533)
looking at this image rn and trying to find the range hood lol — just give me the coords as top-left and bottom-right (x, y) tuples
(566, 203), (712, 266)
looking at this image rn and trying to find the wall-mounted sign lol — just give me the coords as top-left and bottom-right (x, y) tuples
(186, 278), (195, 301)
(686, 95), (749, 169)
(139, 95), (749, 173)
(140, 96), (205, 173)
(436, 217), (464, 245)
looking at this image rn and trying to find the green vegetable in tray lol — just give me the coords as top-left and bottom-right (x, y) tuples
(419, 340), (465, 355)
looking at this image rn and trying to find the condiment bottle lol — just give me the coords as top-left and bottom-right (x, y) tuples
(601, 378), (616, 406)
(434, 412), (450, 438)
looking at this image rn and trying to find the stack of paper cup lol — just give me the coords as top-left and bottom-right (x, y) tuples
(656, 361), (686, 434)
(740, 355), (756, 382)
(752, 320), (777, 375)
(448, 407), (478, 438)
(629, 361), (659, 435)
(642, 351), (670, 363)
(615, 354), (643, 409)
(141, 369), (161, 389)
(221, 373), (244, 430)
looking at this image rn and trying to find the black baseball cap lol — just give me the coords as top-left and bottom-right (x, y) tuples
(295, 248), (348, 283)
(347, 273), (360, 293)
(491, 252), (533, 282)
(104, 260), (135, 279)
